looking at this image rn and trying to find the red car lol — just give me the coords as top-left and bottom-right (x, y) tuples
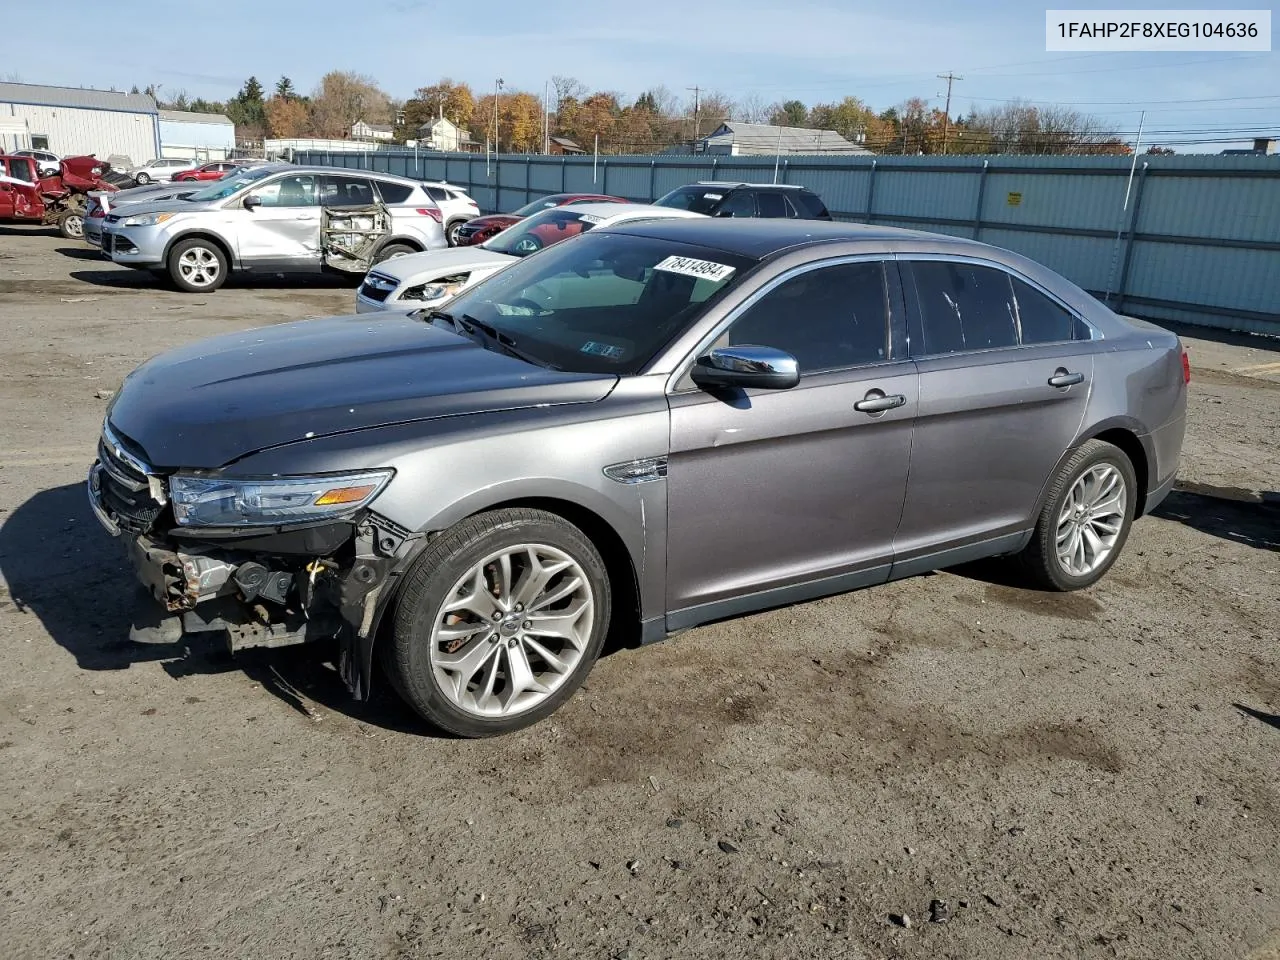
(0, 154), (119, 239)
(455, 192), (627, 246)
(171, 161), (242, 182)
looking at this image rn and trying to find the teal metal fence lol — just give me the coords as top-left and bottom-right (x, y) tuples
(295, 149), (1280, 337)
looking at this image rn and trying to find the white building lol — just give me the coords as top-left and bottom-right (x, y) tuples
(350, 120), (394, 142)
(0, 82), (159, 164)
(158, 109), (236, 161)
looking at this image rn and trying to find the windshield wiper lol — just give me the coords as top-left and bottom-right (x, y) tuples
(458, 314), (558, 370)
(418, 308), (459, 329)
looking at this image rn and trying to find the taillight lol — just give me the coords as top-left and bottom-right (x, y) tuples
(415, 207), (442, 222)
(1180, 344), (1191, 384)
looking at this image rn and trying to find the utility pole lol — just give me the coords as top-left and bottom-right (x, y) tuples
(686, 86), (701, 147)
(543, 80), (550, 154)
(937, 72), (962, 155)
(489, 77), (504, 175)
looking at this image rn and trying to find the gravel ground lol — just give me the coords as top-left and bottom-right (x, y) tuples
(0, 226), (1277, 960)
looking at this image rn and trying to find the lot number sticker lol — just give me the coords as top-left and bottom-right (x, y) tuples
(654, 255), (737, 282)
(578, 214), (605, 224)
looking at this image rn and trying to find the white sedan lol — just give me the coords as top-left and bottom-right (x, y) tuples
(354, 202), (706, 313)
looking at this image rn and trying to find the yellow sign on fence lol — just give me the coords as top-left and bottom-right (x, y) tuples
(1007, 191), (1023, 206)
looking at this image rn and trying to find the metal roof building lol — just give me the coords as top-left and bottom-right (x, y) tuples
(0, 82), (160, 164)
(158, 109), (236, 161)
(696, 122), (875, 157)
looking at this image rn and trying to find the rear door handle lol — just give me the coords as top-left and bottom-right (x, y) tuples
(1048, 369), (1085, 387)
(295, 214), (318, 221)
(854, 390), (907, 414)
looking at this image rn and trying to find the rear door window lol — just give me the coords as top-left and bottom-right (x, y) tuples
(756, 192), (789, 218)
(320, 174), (376, 207)
(909, 261), (1018, 355)
(375, 180), (414, 204)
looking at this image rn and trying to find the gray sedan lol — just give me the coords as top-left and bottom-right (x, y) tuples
(88, 219), (1188, 737)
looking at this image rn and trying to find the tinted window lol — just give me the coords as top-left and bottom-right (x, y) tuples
(1013, 278), (1084, 343)
(793, 191), (831, 219)
(911, 261), (1017, 354)
(716, 190), (756, 218)
(375, 180), (414, 204)
(756, 192), (788, 218)
(725, 261), (890, 373)
(320, 174), (376, 207)
(655, 186), (731, 215)
(425, 186), (449, 201)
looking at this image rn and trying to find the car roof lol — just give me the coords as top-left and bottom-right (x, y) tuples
(599, 217), (980, 259)
(568, 201), (705, 223)
(277, 164), (424, 186)
(686, 181), (811, 191)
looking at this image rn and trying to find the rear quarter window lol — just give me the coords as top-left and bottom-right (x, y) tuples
(793, 191), (831, 219)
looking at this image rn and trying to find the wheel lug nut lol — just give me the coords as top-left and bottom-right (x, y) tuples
(523, 620), (532, 630)
(492, 611), (502, 620)
(507, 638), (518, 648)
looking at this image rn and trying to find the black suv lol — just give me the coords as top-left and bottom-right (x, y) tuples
(654, 182), (833, 220)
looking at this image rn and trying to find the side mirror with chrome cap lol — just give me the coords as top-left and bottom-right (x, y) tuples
(690, 345), (800, 391)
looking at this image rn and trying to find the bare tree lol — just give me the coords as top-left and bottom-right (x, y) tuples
(551, 75), (588, 111)
(732, 92), (771, 123)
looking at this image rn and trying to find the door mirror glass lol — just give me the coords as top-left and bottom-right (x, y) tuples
(691, 345), (800, 391)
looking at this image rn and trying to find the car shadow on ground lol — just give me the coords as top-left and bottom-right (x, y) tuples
(0, 224), (57, 238)
(1235, 704), (1280, 732)
(55, 246), (107, 261)
(0, 483), (433, 736)
(67, 268), (361, 292)
(1152, 482), (1280, 552)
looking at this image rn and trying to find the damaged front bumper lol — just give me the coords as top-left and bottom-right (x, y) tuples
(87, 458), (418, 700)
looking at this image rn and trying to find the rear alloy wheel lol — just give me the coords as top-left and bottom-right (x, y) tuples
(446, 220), (464, 246)
(1013, 439), (1137, 590)
(383, 507), (610, 737)
(373, 242), (416, 264)
(512, 236), (542, 254)
(135, 172), (152, 185)
(167, 238), (228, 292)
(58, 211), (85, 240)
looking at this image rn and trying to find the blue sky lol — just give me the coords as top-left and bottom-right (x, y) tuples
(5, 0), (1276, 151)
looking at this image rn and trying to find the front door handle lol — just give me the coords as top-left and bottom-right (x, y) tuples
(854, 390), (907, 414)
(1048, 369), (1085, 387)
(295, 213), (318, 221)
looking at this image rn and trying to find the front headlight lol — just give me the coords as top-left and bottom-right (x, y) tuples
(169, 470), (393, 527)
(400, 283), (448, 302)
(121, 212), (176, 227)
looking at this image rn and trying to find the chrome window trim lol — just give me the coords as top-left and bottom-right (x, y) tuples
(896, 252), (1101, 360)
(665, 253), (900, 395)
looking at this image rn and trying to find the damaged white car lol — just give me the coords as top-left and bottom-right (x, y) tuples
(98, 164), (448, 292)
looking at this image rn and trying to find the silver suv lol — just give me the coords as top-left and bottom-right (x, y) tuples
(99, 164), (448, 292)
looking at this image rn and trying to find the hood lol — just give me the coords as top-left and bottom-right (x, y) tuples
(465, 214), (521, 229)
(106, 197), (217, 218)
(369, 245), (515, 284)
(107, 313), (617, 470)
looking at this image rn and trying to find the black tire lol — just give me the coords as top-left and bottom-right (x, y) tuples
(58, 211), (84, 240)
(135, 172), (152, 185)
(1012, 439), (1137, 591)
(167, 237), (228, 292)
(382, 507), (611, 737)
(445, 220), (465, 246)
(373, 242), (417, 264)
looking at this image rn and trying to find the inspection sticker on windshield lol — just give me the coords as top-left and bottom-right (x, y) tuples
(580, 341), (626, 359)
(702, 193), (723, 201)
(654, 255), (736, 282)
(578, 214), (605, 224)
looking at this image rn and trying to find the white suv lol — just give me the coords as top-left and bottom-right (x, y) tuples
(129, 158), (198, 184)
(422, 181), (481, 246)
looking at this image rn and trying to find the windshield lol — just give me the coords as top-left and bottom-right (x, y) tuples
(655, 186), (728, 215)
(510, 196), (574, 218)
(439, 232), (755, 375)
(186, 166), (274, 202)
(482, 207), (608, 258)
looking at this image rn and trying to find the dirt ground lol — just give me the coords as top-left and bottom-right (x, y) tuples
(0, 226), (1277, 960)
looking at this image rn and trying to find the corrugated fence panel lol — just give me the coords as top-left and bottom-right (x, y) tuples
(289, 149), (1279, 335)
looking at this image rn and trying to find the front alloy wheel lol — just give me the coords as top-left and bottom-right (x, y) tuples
(384, 507), (610, 737)
(168, 238), (227, 292)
